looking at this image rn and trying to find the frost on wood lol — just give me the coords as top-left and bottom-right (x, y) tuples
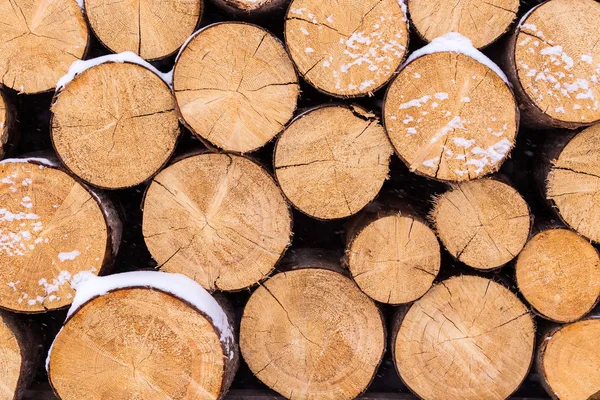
(56, 52), (172, 90)
(285, 0), (409, 97)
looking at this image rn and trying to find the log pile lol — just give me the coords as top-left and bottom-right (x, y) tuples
(1, 0), (600, 399)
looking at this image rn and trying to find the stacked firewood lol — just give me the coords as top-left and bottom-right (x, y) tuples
(1, 0), (599, 399)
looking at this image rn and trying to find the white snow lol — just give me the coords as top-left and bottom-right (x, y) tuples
(305, 47), (314, 53)
(434, 92), (449, 100)
(56, 52), (172, 90)
(405, 33), (510, 85)
(0, 157), (56, 167)
(399, 95), (431, 109)
(58, 250), (81, 262)
(76, 0), (84, 10)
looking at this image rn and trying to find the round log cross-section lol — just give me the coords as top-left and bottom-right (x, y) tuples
(545, 124), (600, 243)
(407, 0), (519, 49)
(84, 0), (202, 60)
(505, 0), (600, 129)
(393, 275), (535, 400)
(274, 105), (393, 220)
(537, 318), (600, 400)
(0, 157), (120, 313)
(51, 61), (179, 189)
(345, 211), (440, 304)
(142, 153), (292, 291)
(48, 285), (238, 400)
(240, 265), (385, 400)
(431, 178), (531, 270)
(0, 0), (88, 94)
(173, 22), (299, 153)
(0, 90), (16, 159)
(384, 36), (518, 181)
(516, 229), (600, 323)
(284, 0), (409, 98)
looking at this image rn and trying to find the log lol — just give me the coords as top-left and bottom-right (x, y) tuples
(211, 0), (288, 17)
(515, 228), (600, 323)
(240, 251), (385, 400)
(51, 57), (179, 189)
(503, 0), (600, 129)
(344, 206), (440, 304)
(392, 275), (536, 400)
(274, 104), (393, 220)
(0, 0), (88, 94)
(284, 0), (409, 98)
(407, 0), (519, 49)
(0, 311), (40, 400)
(430, 178), (531, 270)
(48, 271), (239, 400)
(537, 317), (600, 400)
(0, 90), (17, 158)
(0, 156), (121, 313)
(383, 34), (519, 181)
(173, 22), (299, 153)
(542, 124), (600, 243)
(142, 152), (292, 291)
(84, 0), (202, 60)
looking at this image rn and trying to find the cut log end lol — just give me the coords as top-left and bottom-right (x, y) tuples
(393, 275), (535, 400)
(538, 318), (600, 400)
(346, 212), (440, 304)
(431, 178), (531, 270)
(384, 52), (518, 181)
(284, 0), (408, 98)
(407, 0), (519, 49)
(142, 153), (292, 292)
(51, 62), (179, 189)
(510, 0), (600, 128)
(546, 124), (600, 242)
(173, 23), (299, 153)
(516, 229), (600, 323)
(49, 287), (237, 400)
(84, 0), (202, 60)
(0, 0), (88, 94)
(274, 105), (393, 220)
(240, 266), (385, 400)
(0, 159), (116, 313)
(0, 91), (15, 158)
(0, 313), (22, 399)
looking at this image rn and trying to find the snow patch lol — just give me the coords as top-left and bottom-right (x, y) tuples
(58, 250), (81, 262)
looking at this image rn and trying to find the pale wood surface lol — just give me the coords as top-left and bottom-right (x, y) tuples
(240, 267), (385, 400)
(174, 22), (299, 153)
(284, 0), (409, 98)
(407, 0), (519, 49)
(0, 0), (88, 94)
(0, 313), (21, 400)
(51, 62), (179, 189)
(143, 153), (292, 291)
(431, 179), (531, 270)
(516, 229), (600, 322)
(393, 275), (535, 400)
(274, 105), (393, 220)
(384, 53), (518, 181)
(49, 288), (236, 400)
(84, 0), (202, 60)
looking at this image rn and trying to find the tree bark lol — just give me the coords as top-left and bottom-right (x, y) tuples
(211, 0), (289, 17)
(0, 89), (18, 159)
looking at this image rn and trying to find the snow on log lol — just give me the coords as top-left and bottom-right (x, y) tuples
(51, 54), (179, 189)
(0, 311), (40, 400)
(211, 0), (289, 17)
(537, 317), (600, 400)
(383, 33), (519, 181)
(142, 152), (292, 291)
(344, 205), (440, 304)
(407, 0), (519, 49)
(392, 275), (535, 400)
(274, 104), (393, 220)
(47, 271), (239, 400)
(542, 124), (600, 243)
(284, 0), (409, 98)
(0, 156), (121, 313)
(0, 90), (17, 159)
(430, 178), (531, 270)
(240, 250), (385, 399)
(84, 0), (202, 60)
(503, 0), (600, 129)
(173, 23), (299, 153)
(0, 0), (89, 94)
(515, 228), (600, 323)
